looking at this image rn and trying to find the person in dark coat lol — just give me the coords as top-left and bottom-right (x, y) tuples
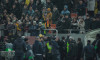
(77, 0), (86, 16)
(29, 21), (38, 36)
(52, 6), (60, 24)
(24, 38), (34, 60)
(81, 40), (96, 60)
(13, 36), (27, 60)
(91, 18), (99, 30)
(85, 15), (92, 31)
(59, 36), (66, 60)
(46, 0), (53, 10)
(32, 37), (43, 60)
(77, 38), (83, 60)
(95, 33), (100, 60)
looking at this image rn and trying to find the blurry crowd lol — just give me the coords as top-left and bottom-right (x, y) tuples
(0, 0), (100, 36)
(0, 33), (100, 60)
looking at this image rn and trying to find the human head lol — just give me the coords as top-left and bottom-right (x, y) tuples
(29, 6), (33, 11)
(64, 5), (68, 10)
(86, 15), (90, 19)
(77, 38), (81, 43)
(96, 33), (100, 40)
(79, 0), (83, 5)
(87, 40), (91, 45)
(24, 38), (28, 43)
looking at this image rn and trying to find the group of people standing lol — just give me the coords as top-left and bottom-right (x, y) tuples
(0, 33), (100, 60)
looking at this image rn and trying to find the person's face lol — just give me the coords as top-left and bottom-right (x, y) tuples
(24, 5), (27, 9)
(35, 17), (38, 21)
(86, 16), (90, 19)
(13, 5), (16, 8)
(79, 1), (83, 5)
(29, 16), (32, 20)
(40, 38), (43, 41)
(65, 15), (68, 18)
(64, 8), (66, 10)
(47, 0), (50, 3)
(55, 37), (59, 41)
(29, 7), (32, 11)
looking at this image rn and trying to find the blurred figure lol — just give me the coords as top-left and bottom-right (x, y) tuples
(81, 40), (96, 60)
(32, 37), (43, 60)
(24, 38), (34, 60)
(76, 38), (83, 60)
(84, 15), (92, 32)
(92, 33), (100, 60)
(59, 36), (66, 60)
(5, 39), (13, 51)
(61, 5), (70, 16)
(28, 6), (34, 16)
(13, 36), (27, 60)
(65, 36), (77, 60)
(46, 37), (60, 60)
(29, 21), (38, 36)
(77, 0), (86, 16)
(78, 18), (85, 33)
(52, 5), (59, 24)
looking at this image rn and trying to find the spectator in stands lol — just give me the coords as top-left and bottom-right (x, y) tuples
(36, 0), (43, 11)
(28, 6), (34, 16)
(46, 0), (53, 10)
(61, 5), (70, 16)
(71, 18), (78, 29)
(78, 18), (85, 33)
(52, 5), (60, 24)
(22, 5), (28, 15)
(34, 16), (40, 24)
(85, 15), (92, 31)
(33, 9), (41, 19)
(28, 0), (36, 10)
(38, 22), (45, 35)
(81, 40), (96, 60)
(29, 21), (38, 36)
(91, 17), (99, 30)
(77, 0), (86, 16)
(47, 8), (52, 24)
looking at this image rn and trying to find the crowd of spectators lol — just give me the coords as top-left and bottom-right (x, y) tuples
(0, 0), (100, 36)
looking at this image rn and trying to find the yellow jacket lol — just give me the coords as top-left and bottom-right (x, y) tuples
(16, 23), (21, 31)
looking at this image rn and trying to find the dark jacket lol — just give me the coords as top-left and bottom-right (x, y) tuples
(13, 38), (27, 56)
(97, 39), (100, 57)
(32, 40), (43, 55)
(85, 18), (92, 30)
(77, 3), (86, 16)
(52, 10), (59, 24)
(82, 44), (96, 58)
(77, 42), (83, 57)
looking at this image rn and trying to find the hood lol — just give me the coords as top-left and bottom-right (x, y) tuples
(17, 38), (24, 42)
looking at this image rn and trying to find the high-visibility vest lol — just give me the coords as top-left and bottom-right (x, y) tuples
(47, 42), (52, 50)
(66, 42), (69, 53)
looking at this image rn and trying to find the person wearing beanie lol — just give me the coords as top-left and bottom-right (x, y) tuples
(61, 5), (70, 16)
